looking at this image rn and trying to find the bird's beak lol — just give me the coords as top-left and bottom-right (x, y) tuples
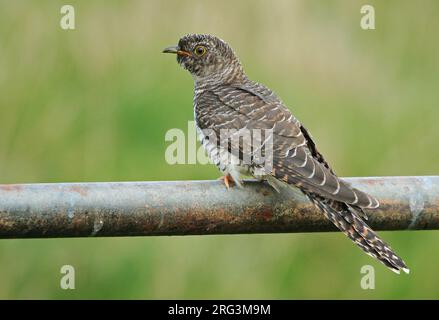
(162, 45), (179, 54)
(162, 45), (192, 57)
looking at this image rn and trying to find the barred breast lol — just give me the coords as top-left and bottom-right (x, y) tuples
(195, 122), (250, 186)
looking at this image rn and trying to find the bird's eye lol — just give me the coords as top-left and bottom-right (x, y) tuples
(194, 45), (207, 57)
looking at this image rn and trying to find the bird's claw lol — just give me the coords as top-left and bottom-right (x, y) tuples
(218, 174), (236, 190)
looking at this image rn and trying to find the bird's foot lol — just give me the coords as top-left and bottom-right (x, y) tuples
(218, 174), (236, 190)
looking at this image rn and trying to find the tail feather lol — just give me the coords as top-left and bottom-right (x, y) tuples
(306, 192), (409, 274)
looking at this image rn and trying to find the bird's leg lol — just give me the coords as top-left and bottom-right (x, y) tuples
(218, 174), (236, 190)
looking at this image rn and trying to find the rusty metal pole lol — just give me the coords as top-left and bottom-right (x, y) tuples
(0, 176), (438, 239)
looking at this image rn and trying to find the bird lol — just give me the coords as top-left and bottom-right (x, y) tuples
(163, 34), (409, 274)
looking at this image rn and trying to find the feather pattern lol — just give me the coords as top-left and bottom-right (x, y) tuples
(195, 81), (407, 273)
(167, 33), (408, 273)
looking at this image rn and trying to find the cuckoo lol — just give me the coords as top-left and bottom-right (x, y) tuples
(163, 34), (409, 274)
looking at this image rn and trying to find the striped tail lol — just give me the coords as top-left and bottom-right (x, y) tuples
(306, 192), (409, 274)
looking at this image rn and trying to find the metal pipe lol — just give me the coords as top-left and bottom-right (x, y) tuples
(0, 176), (438, 239)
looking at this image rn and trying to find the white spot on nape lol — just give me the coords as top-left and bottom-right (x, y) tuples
(408, 191), (425, 230)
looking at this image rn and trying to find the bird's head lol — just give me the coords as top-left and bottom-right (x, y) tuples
(163, 34), (244, 84)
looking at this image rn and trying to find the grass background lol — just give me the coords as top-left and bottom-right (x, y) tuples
(0, 0), (438, 299)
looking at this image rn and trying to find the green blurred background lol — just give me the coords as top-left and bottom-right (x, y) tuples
(0, 0), (438, 299)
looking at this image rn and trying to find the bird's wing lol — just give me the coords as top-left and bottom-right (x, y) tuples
(197, 85), (378, 209)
